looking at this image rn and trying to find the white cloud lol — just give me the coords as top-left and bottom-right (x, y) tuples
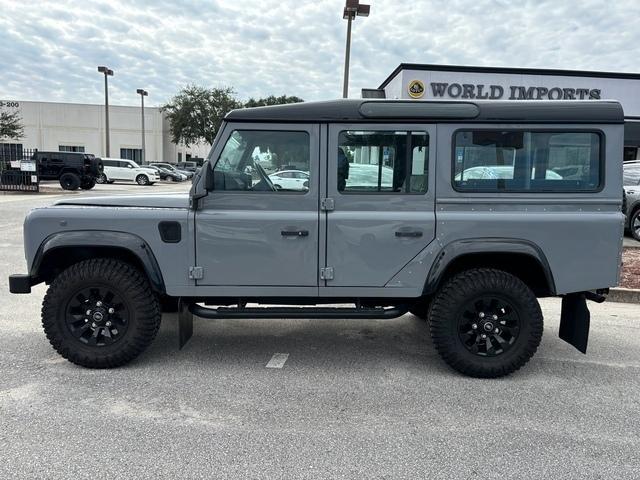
(0, 0), (639, 106)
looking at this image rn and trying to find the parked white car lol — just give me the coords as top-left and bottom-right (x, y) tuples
(97, 158), (160, 185)
(268, 169), (309, 190)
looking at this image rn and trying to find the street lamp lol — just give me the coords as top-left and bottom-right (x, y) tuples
(342, 0), (370, 98)
(97, 66), (114, 157)
(136, 89), (148, 165)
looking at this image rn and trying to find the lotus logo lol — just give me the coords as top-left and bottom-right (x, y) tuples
(408, 80), (425, 99)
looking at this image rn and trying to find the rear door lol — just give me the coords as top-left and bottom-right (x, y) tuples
(195, 122), (320, 287)
(323, 124), (436, 287)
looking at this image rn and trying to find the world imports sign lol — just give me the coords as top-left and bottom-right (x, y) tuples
(408, 80), (602, 100)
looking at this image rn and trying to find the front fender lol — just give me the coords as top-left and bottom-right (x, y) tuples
(30, 230), (165, 293)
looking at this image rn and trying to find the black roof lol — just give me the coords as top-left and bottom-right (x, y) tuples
(378, 63), (640, 89)
(225, 99), (624, 124)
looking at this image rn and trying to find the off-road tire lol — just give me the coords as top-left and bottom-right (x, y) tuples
(59, 172), (81, 190)
(136, 174), (149, 185)
(630, 208), (640, 241)
(429, 268), (543, 378)
(42, 258), (161, 368)
(80, 178), (96, 190)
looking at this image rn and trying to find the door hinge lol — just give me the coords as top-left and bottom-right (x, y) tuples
(189, 266), (204, 280)
(320, 267), (334, 280)
(320, 197), (335, 211)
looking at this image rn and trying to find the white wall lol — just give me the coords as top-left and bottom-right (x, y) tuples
(0, 100), (210, 163)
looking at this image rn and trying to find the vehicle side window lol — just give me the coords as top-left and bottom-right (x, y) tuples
(337, 130), (429, 193)
(623, 164), (640, 186)
(212, 130), (310, 192)
(453, 130), (602, 192)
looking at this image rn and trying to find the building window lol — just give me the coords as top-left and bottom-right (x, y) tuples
(453, 130), (602, 192)
(0, 143), (24, 159)
(338, 131), (429, 193)
(120, 148), (142, 163)
(178, 152), (182, 163)
(59, 145), (85, 152)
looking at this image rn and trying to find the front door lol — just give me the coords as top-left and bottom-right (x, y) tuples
(196, 123), (319, 287)
(324, 124), (437, 287)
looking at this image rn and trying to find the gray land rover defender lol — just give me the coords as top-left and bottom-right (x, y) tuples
(9, 100), (625, 377)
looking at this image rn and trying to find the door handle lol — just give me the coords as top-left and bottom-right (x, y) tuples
(395, 230), (423, 238)
(281, 230), (309, 237)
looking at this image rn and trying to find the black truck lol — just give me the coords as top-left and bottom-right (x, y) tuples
(32, 151), (103, 190)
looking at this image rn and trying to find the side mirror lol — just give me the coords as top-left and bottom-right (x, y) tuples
(127, 164), (133, 168)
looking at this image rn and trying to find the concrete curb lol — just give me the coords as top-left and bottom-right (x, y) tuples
(608, 288), (640, 304)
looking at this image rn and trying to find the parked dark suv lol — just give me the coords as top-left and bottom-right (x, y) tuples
(32, 151), (103, 190)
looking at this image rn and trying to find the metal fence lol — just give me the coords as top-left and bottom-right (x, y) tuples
(0, 147), (39, 192)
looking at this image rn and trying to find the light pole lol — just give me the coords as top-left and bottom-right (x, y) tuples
(136, 89), (148, 164)
(342, 0), (370, 98)
(97, 66), (114, 157)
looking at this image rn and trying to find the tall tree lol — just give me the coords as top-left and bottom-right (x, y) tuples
(0, 110), (24, 140)
(244, 95), (304, 108)
(162, 85), (241, 146)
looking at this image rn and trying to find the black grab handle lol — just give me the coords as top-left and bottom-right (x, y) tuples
(395, 230), (423, 238)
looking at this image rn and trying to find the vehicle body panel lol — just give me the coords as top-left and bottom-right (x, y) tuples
(195, 122), (320, 288)
(13, 100), (625, 301)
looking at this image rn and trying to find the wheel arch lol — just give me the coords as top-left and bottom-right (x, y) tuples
(424, 238), (556, 297)
(31, 231), (166, 294)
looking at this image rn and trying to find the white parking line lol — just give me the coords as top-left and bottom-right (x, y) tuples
(266, 353), (289, 369)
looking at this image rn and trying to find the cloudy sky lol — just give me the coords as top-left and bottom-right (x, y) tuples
(1, 0), (639, 107)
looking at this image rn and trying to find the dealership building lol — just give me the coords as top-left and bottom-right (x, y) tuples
(0, 100), (209, 163)
(366, 64), (640, 161)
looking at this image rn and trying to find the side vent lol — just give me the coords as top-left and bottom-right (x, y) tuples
(158, 221), (182, 243)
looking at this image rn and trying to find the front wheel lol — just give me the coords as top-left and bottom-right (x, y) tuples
(429, 268), (543, 378)
(41, 258), (161, 368)
(136, 174), (149, 185)
(96, 173), (107, 184)
(59, 172), (80, 190)
(630, 208), (640, 241)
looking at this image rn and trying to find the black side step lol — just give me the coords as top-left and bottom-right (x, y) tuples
(188, 304), (410, 320)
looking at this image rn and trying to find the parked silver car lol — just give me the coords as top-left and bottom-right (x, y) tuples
(623, 161), (640, 240)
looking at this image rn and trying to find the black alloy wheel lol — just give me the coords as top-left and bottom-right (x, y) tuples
(457, 296), (520, 357)
(64, 285), (131, 346)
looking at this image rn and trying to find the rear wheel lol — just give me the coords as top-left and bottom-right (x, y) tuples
(41, 258), (161, 368)
(59, 172), (81, 190)
(429, 268), (543, 378)
(136, 174), (149, 185)
(630, 208), (640, 241)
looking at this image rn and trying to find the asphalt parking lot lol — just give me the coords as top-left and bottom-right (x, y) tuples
(1, 184), (639, 479)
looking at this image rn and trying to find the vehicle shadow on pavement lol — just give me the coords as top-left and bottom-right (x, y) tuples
(140, 313), (455, 375)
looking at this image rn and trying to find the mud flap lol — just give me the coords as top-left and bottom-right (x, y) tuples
(559, 293), (590, 354)
(177, 298), (193, 350)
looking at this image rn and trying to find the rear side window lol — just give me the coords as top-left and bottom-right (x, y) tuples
(338, 130), (429, 193)
(453, 130), (602, 192)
